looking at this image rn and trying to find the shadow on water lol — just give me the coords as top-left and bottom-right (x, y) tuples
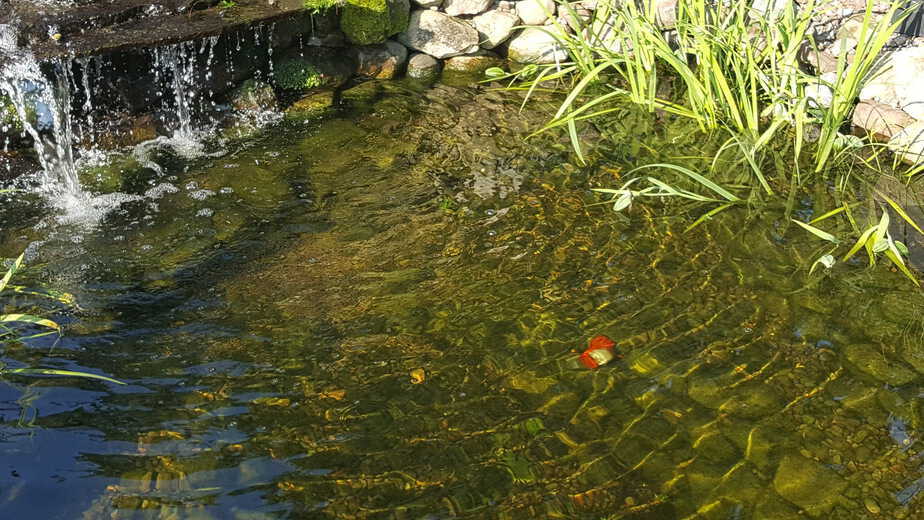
(1, 80), (924, 519)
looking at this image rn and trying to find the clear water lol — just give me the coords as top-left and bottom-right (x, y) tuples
(2, 80), (924, 519)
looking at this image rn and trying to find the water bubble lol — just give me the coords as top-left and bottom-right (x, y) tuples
(487, 230), (497, 237)
(196, 208), (214, 217)
(219, 187), (234, 194)
(485, 209), (496, 216)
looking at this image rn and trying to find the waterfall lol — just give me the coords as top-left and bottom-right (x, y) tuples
(0, 25), (82, 196)
(152, 35), (221, 141)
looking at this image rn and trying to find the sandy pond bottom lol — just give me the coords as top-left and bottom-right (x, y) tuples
(1, 80), (924, 519)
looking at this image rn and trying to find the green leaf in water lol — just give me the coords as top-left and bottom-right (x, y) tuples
(2, 367), (126, 385)
(484, 67), (506, 78)
(0, 314), (60, 330)
(810, 254), (835, 274)
(791, 219), (839, 244)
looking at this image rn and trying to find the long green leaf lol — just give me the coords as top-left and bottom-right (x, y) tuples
(0, 314), (60, 330)
(627, 163), (740, 201)
(2, 367), (126, 385)
(791, 219), (839, 244)
(0, 253), (24, 294)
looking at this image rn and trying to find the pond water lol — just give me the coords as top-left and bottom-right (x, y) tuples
(2, 79), (924, 519)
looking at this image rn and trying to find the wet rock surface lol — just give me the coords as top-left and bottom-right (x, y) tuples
(3, 0), (316, 61)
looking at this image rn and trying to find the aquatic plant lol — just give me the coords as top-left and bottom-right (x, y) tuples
(792, 196), (922, 285)
(514, 0), (911, 184)
(0, 253), (124, 385)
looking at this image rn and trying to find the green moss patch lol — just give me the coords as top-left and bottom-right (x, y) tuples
(340, 0), (409, 45)
(273, 58), (325, 91)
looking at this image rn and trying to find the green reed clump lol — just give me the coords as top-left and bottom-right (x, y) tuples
(518, 0), (911, 189)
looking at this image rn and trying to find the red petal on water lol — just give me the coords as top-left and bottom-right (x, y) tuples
(588, 335), (615, 351)
(579, 352), (599, 369)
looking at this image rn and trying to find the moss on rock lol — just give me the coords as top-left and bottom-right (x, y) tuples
(340, 0), (409, 45)
(274, 58), (326, 91)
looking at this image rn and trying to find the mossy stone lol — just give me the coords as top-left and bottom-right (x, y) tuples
(229, 79), (277, 111)
(285, 90), (336, 119)
(845, 343), (918, 386)
(773, 454), (847, 517)
(718, 382), (783, 419)
(340, 0), (410, 45)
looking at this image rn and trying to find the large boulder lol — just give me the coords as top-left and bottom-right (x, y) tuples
(860, 47), (924, 120)
(472, 9), (519, 49)
(443, 0), (493, 16)
(340, 0), (411, 45)
(889, 120), (924, 166)
(852, 101), (915, 142)
(354, 41), (409, 79)
(398, 10), (480, 58)
(507, 27), (568, 64)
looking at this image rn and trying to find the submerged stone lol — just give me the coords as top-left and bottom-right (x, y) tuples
(285, 90), (337, 118)
(407, 52), (442, 80)
(444, 51), (502, 74)
(844, 343), (918, 386)
(718, 382), (783, 419)
(773, 454), (847, 517)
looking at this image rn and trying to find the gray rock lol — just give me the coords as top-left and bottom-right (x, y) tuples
(890, 121), (924, 166)
(852, 101), (915, 142)
(805, 73), (835, 109)
(845, 343), (919, 385)
(861, 47), (924, 120)
(750, 0), (795, 20)
(472, 9), (519, 49)
(412, 0), (442, 7)
(507, 26), (568, 64)
(398, 10), (480, 58)
(773, 454), (847, 517)
(516, 0), (555, 25)
(654, 0), (677, 29)
(354, 41), (408, 79)
(406, 52), (442, 80)
(444, 0), (493, 15)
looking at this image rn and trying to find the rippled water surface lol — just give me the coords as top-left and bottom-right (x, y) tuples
(2, 80), (924, 519)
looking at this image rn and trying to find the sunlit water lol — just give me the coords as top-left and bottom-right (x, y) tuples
(2, 80), (924, 519)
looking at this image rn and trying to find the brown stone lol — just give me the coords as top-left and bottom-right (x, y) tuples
(798, 42), (839, 74)
(852, 101), (915, 142)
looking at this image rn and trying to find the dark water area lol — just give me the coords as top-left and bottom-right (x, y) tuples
(2, 80), (924, 519)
